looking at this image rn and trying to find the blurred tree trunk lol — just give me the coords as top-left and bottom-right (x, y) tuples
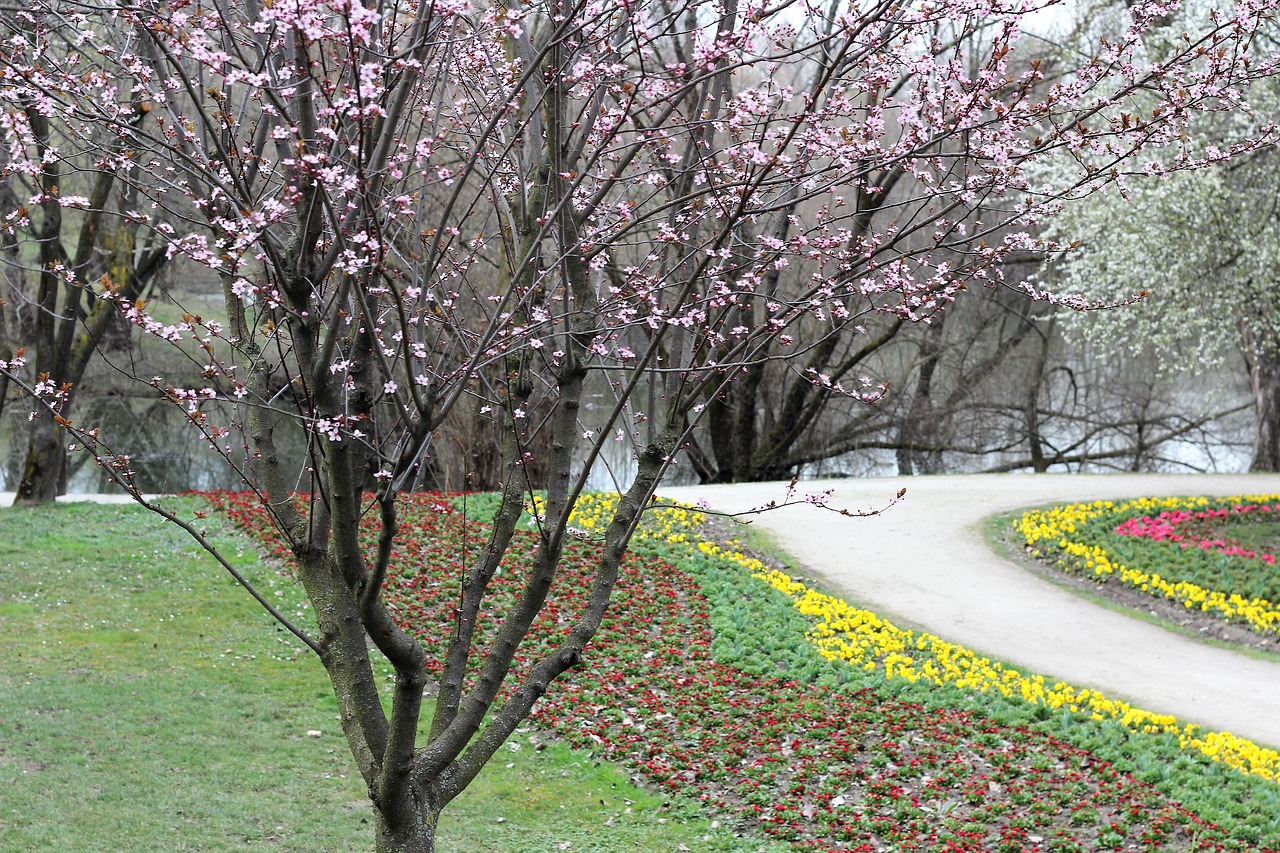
(1244, 326), (1280, 472)
(1023, 317), (1055, 473)
(896, 322), (943, 475)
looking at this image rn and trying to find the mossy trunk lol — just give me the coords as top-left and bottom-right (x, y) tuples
(1249, 345), (1280, 473)
(14, 417), (62, 505)
(375, 810), (437, 853)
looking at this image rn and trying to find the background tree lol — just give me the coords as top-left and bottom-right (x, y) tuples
(670, 16), (1048, 484)
(2, 0), (1277, 849)
(1033, 0), (1280, 470)
(1041, 144), (1280, 470)
(0, 84), (171, 504)
(711, 261), (1248, 479)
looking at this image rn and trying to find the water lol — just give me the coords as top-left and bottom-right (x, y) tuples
(0, 398), (293, 494)
(0, 386), (1253, 495)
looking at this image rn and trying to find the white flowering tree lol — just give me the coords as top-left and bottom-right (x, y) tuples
(1041, 124), (1280, 468)
(1034, 0), (1280, 469)
(2, 0), (1278, 847)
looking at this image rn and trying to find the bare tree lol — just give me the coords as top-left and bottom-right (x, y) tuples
(0, 71), (171, 503)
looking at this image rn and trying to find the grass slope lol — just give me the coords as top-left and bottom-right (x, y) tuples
(0, 499), (764, 852)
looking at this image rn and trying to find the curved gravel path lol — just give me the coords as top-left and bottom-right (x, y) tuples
(658, 473), (1280, 751)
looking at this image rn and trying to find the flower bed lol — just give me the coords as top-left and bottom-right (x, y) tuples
(202, 490), (1280, 850)
(687, 535), (1280, 788)
(1015, 496), (1280, 637)
(1114, 504), (1280, 565)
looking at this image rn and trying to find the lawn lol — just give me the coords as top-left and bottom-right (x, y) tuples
(0, 500), (778, 852)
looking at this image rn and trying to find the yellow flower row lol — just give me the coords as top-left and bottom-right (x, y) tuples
(537, 492), (707, 545)
(1015, 495), (1280, 635)
(693, 539), (1280, 784)
(567, 493), (1280, 783)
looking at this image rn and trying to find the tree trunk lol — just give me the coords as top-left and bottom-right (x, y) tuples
(1248, 342), (1280, 472)
(1024, 318), (1053, 473)
(14, 416), (62, 505)
(896, 327), (942, 475)
(0, 341), (10, 428)
(374, 803), (439, 853)
(8, 101), (164, 505)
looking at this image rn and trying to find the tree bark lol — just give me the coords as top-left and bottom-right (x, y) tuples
(1023, 317), (1054, 473)
(13, 416), (62, 505)
(896, 323), (943, 475)
(373, 770), (438, 851)
(373, 786), (439, 852)
(1247, 337), (1280, 472)
(0, 342), (9, 427)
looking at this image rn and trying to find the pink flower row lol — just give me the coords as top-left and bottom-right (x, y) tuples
(1114, 504), (1280, 565)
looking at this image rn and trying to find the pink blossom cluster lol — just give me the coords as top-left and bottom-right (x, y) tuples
(4, 0), (1280, 485)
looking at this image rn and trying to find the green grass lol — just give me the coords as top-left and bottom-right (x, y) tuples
(0, 500), (769, 852)
(1187, 516), (1280, 554)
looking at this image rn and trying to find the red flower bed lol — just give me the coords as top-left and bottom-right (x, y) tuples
(204, 491), (1271, 851)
